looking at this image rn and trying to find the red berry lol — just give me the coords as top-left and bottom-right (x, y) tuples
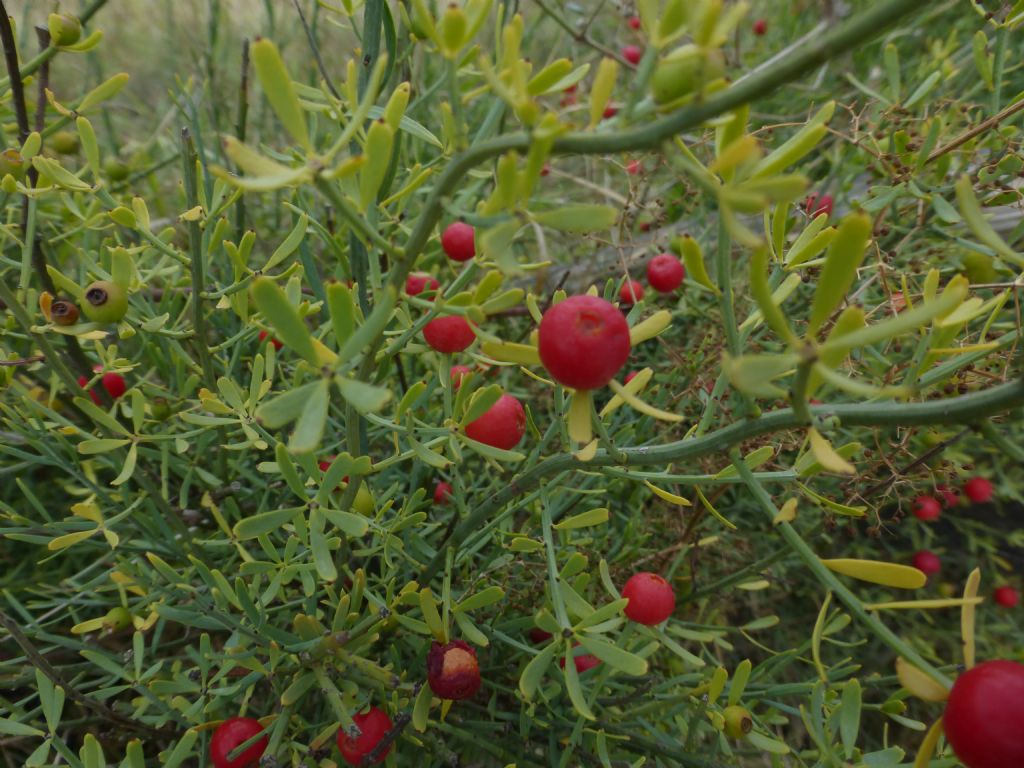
(646, 253), (685, 293)
(427, 639), (481, 700)
(912, 495), (942, 522)
(628, 15), (641, 30)
(993, 586), (1019, 608)
(937, 484), (961, 507)
(336, 706), (392, 766)
(405, 272), (440, 297)
(423, 315), (476, 353)
(450, 364), (472, 389)
(540, 163), (551, 177)
(622, 572), (676, 625)
(538, 295), (631, 390)
(638, 220), (651, 232)
(626, 159), (642, 175)
(603, 104), (618, 119)
(258, 330), (283, 351)
(210, 717), (267, 768)
(752, 18), (767, 35)
(943, 660), (1024, 768)
(963, 476), (993, 504)
(528, 627), (553, 644)
(623, 45), (642, 65)
(440, 222), (476, 262)
(464, 393), (526, 450)
(804, 193), (833, 218)
(78, 367), (126, 405)
(559, 643), (601, 673)
(564, 84), (578, 94)
(433, 481), (453, 505)
(911, 550), (941, 576)
(619, 279), (644, 305)
(624, 371), (638, 384)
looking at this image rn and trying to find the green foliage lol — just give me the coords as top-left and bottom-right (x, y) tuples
(0, 1), (1023, 766)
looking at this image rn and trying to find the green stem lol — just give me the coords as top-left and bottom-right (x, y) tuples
(979, 420), (1024, 461)
(420, 378), (1024, 580)
(715, 214), (740, 358)
(181, 129), (216, 384)
(730, 450), (953, 689)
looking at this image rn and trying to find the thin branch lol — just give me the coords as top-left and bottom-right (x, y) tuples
(532, 0), (631, 67)
(421, 377), (1024, 580)
(292, 0), (341, 99)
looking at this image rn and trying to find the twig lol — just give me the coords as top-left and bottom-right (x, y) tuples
(0, 355), (44, 367)
(233, 38), (250, 235)
(532, 0), (630, 67)
(856, 427), (970, 500)
(0, 607), (169, 737)
(292, 0), (341, 99)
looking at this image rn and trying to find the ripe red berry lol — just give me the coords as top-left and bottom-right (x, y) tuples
(210, 717), (267, 768)
(440, 222), (476, 262)
(464, 393), (526, 450)
(528, 627), (553, 644)
(405, 272), (440, 297)
(623, 45), (642, 65)
(936, 484), (960, 507)
(911, 550), (941, 576)
(628, 15), (641, 30)
(423, 315), (475, 353)
(78, 367), (126, 405)
(540, 163), (551, 177)
(559, 643), (601, 673)
(619, 279), (644, 305)
(943, 660), (1024, 768)
(258, 330), (283, 351)
(427, 639), (481, 700)
(336, 706), (392, 766)
(433, 481), (453, 505)
(603, 104), (618, 119)
(646, 253), (686, 293)
(963, 476), (993, 504)
(912, 495), (942, 522)
(752, 18), (767, 35)
(537, 295), (631, 390)
(804, 193), (834, 218)
(993, 586), (1019, 608)
(622, 572), (676, 625)
(626, 159), (642, 175)
(450, 364), (472, 389)
(624, 370), (639, 384)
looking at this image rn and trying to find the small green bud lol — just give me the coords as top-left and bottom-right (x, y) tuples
(48, 13), (82, 46)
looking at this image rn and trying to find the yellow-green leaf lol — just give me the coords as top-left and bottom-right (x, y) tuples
(822, 558), (926, 590)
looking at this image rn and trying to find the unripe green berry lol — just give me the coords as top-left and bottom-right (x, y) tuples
(48, 13), (82, 46)
(51, 130), (80, 155)
(81, 280), (129, 324)
(104, 158), (131, 182)
(722, 705), (752, 739)
(102, 606), (132, 632)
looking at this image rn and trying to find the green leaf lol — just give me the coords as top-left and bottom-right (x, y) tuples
(80, 734), (106, 768)
(563, 643), (596, 719)
(161, 729), (199, 768)
(532, 205), (617, 232)
(321, 507), (370, 537)
(251, 277), (318, 364)
(264, 214), (308, 271)
(0, 718), (44, 737)
(412, 678), (432, 732)
(289, 379), (329, 454)
(327, 281), (357, 349)
(79, 73), (130, 112)
(840, 679), (862, 759)
(335, 376), (392, 414)
(553, 508), (609, 530)
(577, 635), (648, 676)
(78, 438), (131, 455)
(359, 121), (395, 211)
(519, 642), (558, 700)
(750, 101), (834, 178)
(459, 434), (525, 462)
(955, 174), (1024, 267)
(453, 610), (488, 646)
(722, 353), (798, 398)
(728, 659), (752, 705)
(251, 38), (311, 151)
(459, 384), (503, 427)
(807, 212), (872, 335)
(233, 507), (300, 539)
(257, 381), (322, 429)
(455, 586), (506, 613)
